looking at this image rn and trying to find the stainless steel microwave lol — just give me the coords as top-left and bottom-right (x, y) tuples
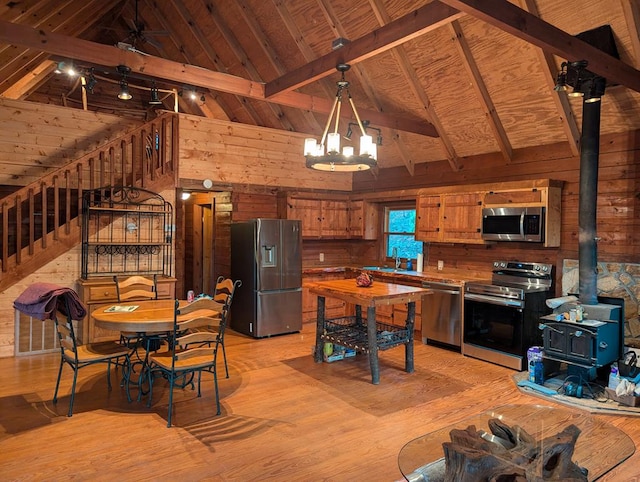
(481, 206), (544, 242)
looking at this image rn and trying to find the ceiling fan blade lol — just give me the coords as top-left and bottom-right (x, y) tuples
(142, 35), (163, 51)
(125, 17), (138, 33)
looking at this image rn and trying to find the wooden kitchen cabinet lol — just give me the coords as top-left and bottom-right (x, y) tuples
(348, 200), (379, 239)
(416, 194), (442, 242)
(416, 193), (483, 244)
(483, 185), (561, 247)
(280, 194), (350, 238)
(441, 193), (483, 243)
(77, 276), (176, 343)
(302, 272), (347, 323)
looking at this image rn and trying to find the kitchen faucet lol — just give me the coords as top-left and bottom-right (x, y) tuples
(392, 247), (401, 269)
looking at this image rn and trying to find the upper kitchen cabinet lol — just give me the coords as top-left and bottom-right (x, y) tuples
(279, 193), (349, 239)
(349, 200), (379, 240)
(415, 179), (561, 247)
(416, 193), (483, 244)
(483, 182), (562, 247)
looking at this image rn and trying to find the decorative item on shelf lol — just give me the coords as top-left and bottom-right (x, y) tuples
(355, 271), (373, 287)
(304, 63), (380, 172)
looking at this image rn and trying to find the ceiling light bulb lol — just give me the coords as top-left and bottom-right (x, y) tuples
(118, 81), (132, 100)
(190, 91), (197, 100)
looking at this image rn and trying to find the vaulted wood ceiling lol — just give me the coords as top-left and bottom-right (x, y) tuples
(1, 0), (639, 173)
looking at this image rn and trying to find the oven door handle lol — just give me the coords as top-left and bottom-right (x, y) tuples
(520, 211), (526, 238)
(465, 293), (524, 309)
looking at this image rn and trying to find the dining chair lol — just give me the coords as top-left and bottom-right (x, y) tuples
(113, 274), (162, 353)
(146, 298), (228, 427)
(53, 296), (131, 417)
(209, 276), (242, 378)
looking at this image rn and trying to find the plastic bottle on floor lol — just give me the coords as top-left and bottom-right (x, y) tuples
(608, 363), (620, 390)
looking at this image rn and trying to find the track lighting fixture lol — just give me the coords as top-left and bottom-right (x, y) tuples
(149, 81), (163, 105)
(554, 59), (605, 103)
(84, 68), (97, 94)
(116, 65), (132, 100)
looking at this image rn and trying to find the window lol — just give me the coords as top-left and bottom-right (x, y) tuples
(384, 204), (422, 260)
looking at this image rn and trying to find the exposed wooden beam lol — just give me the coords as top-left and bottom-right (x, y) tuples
(1, 60), (56, 99)
(235, 0), (322, 132)
(440, 0), (640, 93)
(519, 0), (580, 157)
(167, 0), (264, 125)
(369, 0), (460, 171)
(621, 0), (640, 68)
(264, 2), (464, 98)
(449, 21), (512, 161)
(0, 19), (436, 138)
(203, 1), (295, 131)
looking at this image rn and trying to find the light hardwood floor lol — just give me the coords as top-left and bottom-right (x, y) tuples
(1, 323), (638, 481)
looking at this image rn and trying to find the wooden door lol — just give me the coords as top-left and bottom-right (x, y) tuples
(416, 194), (442, 242)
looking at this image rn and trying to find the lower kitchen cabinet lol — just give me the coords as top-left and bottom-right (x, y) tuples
(302, 272), (348, 323)
(77, 276), (176, 343)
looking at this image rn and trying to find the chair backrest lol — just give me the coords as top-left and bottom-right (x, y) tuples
(53, 299), (79, 362)
(171, 298), (228, 365)
(212, 277), (241, 336)
(212, 276), (241, 306)
(114, 275), (158, 302)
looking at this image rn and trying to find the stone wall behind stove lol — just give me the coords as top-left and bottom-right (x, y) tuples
(562, 259), (640, 348)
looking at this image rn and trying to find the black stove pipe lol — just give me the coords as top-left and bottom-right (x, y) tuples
(578, 98), (601, 306)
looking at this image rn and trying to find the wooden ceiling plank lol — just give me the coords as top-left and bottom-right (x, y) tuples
(520, 0), (580, 157)
(369, 0), (460, 171)
(235, 0), (322, 132)
(170, 0), (265, 125)
(1, 59), (57, 99)
(439, 0), (640, 93)
(621, 0), (640, 68)
(0, 0), (59, 21)
(0, 18), (435, 137)
(0, 0), (123, 96)
(140, 0), (230, 120)
(264, 2), (464, 98)
(449, 21), (512, 161)
(203, 1), (295, 131)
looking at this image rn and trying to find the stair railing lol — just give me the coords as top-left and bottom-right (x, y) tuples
(0, 111), (178, 286)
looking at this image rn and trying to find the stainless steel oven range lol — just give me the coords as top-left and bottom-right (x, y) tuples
(463, 261), (553, 370)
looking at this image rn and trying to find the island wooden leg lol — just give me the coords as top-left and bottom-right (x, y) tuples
(405, 301), (415, 373)
(314, 295), (326, 363)
(367, 306), (380, 384)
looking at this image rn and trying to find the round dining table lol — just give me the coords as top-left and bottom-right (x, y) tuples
(92, 299), (187, 333)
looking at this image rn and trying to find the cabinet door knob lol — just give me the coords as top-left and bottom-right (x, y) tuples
(104, 292), (110, 296)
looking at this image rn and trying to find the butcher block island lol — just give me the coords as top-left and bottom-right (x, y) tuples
(308, 279), (431, 384)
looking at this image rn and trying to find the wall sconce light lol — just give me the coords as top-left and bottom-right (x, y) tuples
(116, 65), (132, 100)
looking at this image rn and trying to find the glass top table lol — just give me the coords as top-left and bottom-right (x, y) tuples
(398, 404), (635, 481)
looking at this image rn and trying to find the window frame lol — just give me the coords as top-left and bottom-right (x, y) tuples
(382, 201), (422, 263)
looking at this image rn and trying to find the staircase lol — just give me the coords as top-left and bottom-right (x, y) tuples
(0, 112), (179, 293)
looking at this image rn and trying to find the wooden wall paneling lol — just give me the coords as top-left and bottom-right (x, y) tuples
(178, 113), (352, 191)
(0, 98), (141, 186)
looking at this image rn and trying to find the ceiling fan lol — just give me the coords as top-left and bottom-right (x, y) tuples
(119, 0), (168, 53)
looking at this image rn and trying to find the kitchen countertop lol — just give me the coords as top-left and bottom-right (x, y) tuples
(303, 265), (490, 285)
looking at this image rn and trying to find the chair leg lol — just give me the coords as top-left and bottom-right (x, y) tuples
(167, 372), (175, 428)
(221, 343), (229, 378)
(53, 358), (64, 405)
(106, 360), (112, 391)
(68, 364), (79, 417)
(123, 356), (132, 403)
(214, 365), (221, 416)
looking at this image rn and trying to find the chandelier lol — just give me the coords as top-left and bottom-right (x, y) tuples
(304, 64), (379, 172)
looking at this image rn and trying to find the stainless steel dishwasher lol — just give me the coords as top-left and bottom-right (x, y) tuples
(421, 280), (462, 349)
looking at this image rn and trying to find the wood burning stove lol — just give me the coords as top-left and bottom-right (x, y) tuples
(539, 296), (624, 369)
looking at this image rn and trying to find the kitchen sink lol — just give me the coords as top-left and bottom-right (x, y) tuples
(362, 266), (405, 273)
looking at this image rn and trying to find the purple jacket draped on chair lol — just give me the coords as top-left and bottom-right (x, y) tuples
(13, 282), (87, 321)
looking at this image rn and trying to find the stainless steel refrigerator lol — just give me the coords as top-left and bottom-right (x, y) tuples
(230, 219), (302, 338)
